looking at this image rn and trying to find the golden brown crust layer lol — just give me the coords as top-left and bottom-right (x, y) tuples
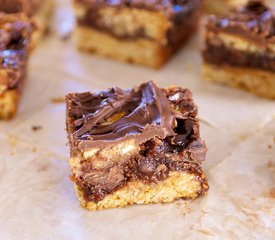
(74, 26), (172, 68)
(75, 171), (207, 211)
(0, 89), (20, 119)
(202, 63), (275, 99)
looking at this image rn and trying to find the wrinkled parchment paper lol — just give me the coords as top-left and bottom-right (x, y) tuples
(0, 0), (274, 239)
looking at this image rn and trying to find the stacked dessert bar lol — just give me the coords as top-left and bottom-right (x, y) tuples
(66, 81), (208, 210)
(202, 0), (275, 99)
(0, 0), (54, 42)
(0, 13), (35, 119)
(73, 0), (202, 68)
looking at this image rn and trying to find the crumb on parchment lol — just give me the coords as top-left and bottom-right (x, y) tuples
(51, 97), (65, 103)
(32, 125), (42, 132)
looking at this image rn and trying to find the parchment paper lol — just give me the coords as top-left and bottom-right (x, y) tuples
(0, 0), (274, 239)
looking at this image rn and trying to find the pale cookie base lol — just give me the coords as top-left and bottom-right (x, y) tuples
(203, 0), (247, 15)
(74, 26), (172, 69)
(74, 3), (171, 42)
(0, 89), (20, 119)
(31, 0), (55, 45)
(75, 171), (205, 211)
(202, 63), (275, 99)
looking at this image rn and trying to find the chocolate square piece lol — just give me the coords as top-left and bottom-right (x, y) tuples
(66, 81), (208, 210)
(73, 0), (202, 68)
(0, 0), (54, 42)
(0, 13), (35, 119)
(202, 0), (275, 99)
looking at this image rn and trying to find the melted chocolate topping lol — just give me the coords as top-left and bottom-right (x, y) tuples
(203, 43), (275, 72)
(207, 0), (275, 45)
(67, 81), (196, 149)
(0, 13), (34, 92)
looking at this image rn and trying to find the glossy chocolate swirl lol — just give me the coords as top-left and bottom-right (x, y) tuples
(67, 81), (197, 149)
(207, 0), (275, 44)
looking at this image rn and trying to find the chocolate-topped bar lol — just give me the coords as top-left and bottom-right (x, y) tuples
(66, 81), (208, 210)
(0, 13), (35, 119)
(73, 0), (202, 68)
(0, 0), (54, 42)
(202, 0), (275, 99)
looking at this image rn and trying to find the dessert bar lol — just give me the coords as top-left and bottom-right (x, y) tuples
(73, 0), (202, 68)
(0, 0), (54, 42)
(202, 1), (275, 99)
(203, 0), (248, 15)
(66, 81), (208, 210)
(0, 13), (35, 119)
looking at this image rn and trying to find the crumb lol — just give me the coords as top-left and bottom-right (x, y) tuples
(197, 229), (215, 236)
(47, 152), (53, 157)
(7, 135), (17, 155)
(10, 150), (16, 156)
(32, 146), (37, 153)
(36, 163), (50, 172)
(239, 134), (248, 142)
(51, 97), (65, 103)
(32, 125), (42, 132)
(267, 161), (275, 174)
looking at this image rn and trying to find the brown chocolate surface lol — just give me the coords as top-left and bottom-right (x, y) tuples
(76, 0), (201, 46)
(66, 82), (208, 202)
(76, 138), (208, 203)
(0, 13), (34, 93)
(0, 0), (43, 17)
(203, 44), (275, 72)
(206, 1), (275, 46)
(67, 81), (199, 149)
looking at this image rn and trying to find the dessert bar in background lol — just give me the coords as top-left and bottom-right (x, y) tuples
(0, 0), (54, 42)
(73, 0), (202, 68)
(202, 0), (275, 99)
(0, 13), (35, 119)
(203, 0), (248, 15)
(66, 81), (208, 210)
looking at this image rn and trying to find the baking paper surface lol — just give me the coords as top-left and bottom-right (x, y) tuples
(0, 0), (274, 239)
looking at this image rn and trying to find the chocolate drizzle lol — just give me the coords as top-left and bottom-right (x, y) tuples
(207, 0), (275, 45)
(68, 81), (192, 149)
